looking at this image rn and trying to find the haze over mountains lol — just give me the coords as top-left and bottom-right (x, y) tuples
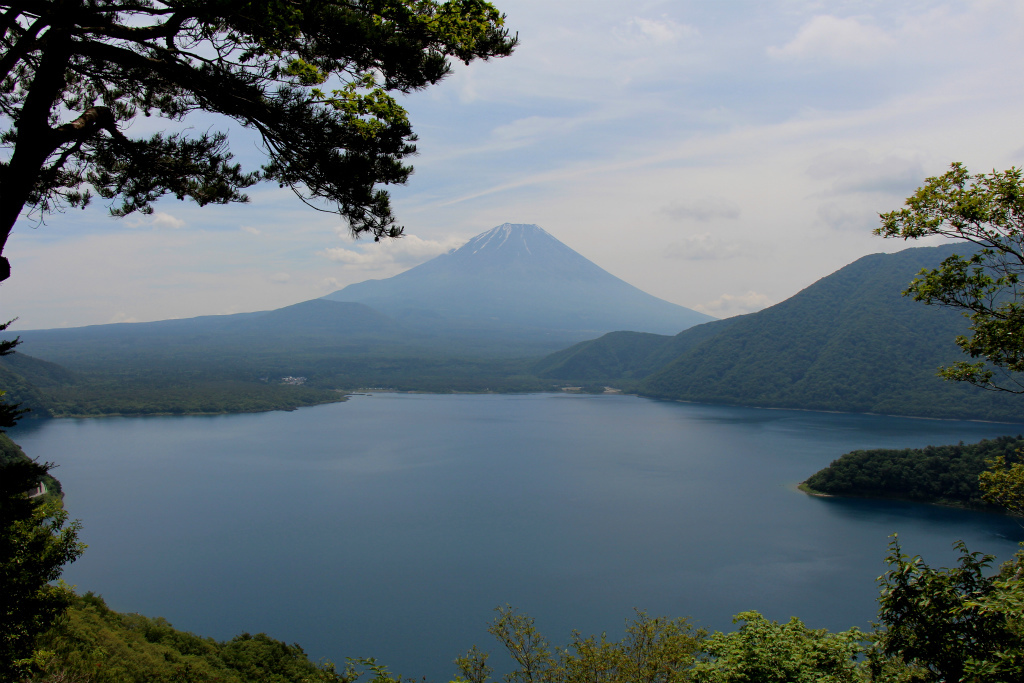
(9, 223), (712, 362)
(0, 224), (714, 409)
(323, 223), (714, 338)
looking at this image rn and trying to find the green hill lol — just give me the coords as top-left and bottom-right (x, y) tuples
(533, 331), (674, 382)
(533, 318), (740, 383)
(537, 244), (1024, 422)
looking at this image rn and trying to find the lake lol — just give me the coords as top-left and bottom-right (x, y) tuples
(10, 393), (1024, 680)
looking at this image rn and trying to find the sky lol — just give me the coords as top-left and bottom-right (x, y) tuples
(5, 0), (1024, 330)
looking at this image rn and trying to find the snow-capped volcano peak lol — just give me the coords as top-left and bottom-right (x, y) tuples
(459, 223), (553, 256)
(323, 222), (713, 338)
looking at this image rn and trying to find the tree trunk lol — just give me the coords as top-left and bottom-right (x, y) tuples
(0, 27), (72, 282)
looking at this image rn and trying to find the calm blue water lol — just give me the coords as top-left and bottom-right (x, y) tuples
(10, 393), (1024, 680)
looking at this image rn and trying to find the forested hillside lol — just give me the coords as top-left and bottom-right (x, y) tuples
(538, 244), (1024, 422)
(639, 246), (1007, 419)
(0, 352), (72, 418)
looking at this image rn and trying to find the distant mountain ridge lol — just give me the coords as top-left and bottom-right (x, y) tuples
(2, 222), (716, 411)
(12, 223), (712, 366)
(323, 223), (713, 339)
(536, 244), (1024, 422)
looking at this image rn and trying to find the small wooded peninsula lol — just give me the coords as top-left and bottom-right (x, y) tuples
(800, 435), (1024, 511)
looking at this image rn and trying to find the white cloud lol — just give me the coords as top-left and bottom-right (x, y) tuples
(768, 15), (895, 64)
(625, 16), (696, 45)
(152, 212), (186, 229)
(241, 225), (261, 235)
(270, 272), (291, 284)
(319, 248), (379, 266)
(320, 234), (465, 270)
(664, 234), (743, 260)
(696, 291), (773, 317)
(662, 197), (741, 222)
(109, 312), (138, 324)
(124, 211), (186, 230)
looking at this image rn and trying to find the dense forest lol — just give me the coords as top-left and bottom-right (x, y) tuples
(0, 339), (563, 418)
(801, 435), (1024, 510)
(0, 351), (351, 417)
(0, 354), (563, 417)
(38, 379), (348, 418)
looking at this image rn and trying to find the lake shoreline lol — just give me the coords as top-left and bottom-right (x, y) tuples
(796, 481), (1018, 517)
(38, 387), (1024, 427)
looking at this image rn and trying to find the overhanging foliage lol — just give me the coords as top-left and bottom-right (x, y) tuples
(0, 0), (516, 280)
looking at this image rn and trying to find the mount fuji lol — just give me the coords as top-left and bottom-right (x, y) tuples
(6, 224), (712, 382)
(323, 223), (712, 343)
